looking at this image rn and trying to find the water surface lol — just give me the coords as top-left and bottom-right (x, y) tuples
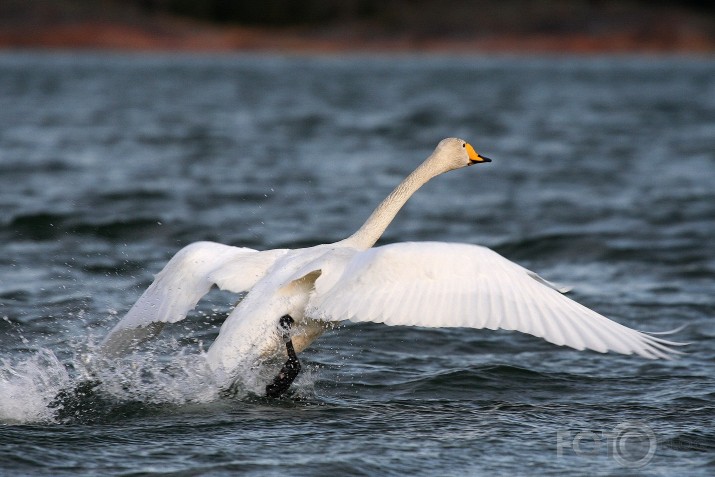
(0, 53), (714, 476)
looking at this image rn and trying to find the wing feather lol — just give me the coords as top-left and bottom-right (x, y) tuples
(306, 242), (682, 358)
(100, 241), (286, 356)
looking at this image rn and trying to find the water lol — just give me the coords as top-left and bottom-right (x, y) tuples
(0, 52), (714, 476)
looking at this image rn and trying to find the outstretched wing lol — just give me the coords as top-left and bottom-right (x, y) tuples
(306, 242), (682, 359)
(100, 241), (287, 356)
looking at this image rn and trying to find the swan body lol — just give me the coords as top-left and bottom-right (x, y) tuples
(100, 138), (681, 392)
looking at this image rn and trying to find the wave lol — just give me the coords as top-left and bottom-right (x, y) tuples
(495, 232), (609, 260)
(337, 362), (583, 402)
(5, 212), (166, 241)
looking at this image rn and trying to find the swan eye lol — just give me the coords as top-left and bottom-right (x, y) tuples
(462, 143), (466, 148)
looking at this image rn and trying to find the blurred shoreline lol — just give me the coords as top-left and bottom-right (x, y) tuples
(1, 1), (714, 54)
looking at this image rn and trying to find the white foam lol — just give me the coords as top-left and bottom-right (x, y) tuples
(0, 348), (70, 424)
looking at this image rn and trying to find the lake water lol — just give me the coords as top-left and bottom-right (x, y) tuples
(0, 52), (713, 476)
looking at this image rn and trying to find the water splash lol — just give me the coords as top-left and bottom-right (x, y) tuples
(0, 342), (227, 424)
(0, 348), (70, 424)
(91, 346), (223, 405)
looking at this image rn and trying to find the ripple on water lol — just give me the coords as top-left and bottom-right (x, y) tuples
(0, 54), (713, 476)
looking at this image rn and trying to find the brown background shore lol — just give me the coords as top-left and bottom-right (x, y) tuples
(1, 0), (714, 53)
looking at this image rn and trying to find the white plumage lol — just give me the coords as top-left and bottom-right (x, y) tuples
(99, 138), (682, 392)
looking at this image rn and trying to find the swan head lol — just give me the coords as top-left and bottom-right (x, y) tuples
(432, 137), (491, 171)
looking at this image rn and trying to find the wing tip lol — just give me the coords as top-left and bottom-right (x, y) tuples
(634, 328), (689, 360)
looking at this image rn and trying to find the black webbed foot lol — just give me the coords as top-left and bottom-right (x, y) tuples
(266, 315), (302, 398)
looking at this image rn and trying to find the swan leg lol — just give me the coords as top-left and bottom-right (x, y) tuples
(265, 315), (302, 398)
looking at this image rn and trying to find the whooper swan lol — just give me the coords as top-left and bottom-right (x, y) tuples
(99, 138), (682, 396)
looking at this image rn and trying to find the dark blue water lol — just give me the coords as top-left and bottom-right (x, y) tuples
(0, 52), (714, 476)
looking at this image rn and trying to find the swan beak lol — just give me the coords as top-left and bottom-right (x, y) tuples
(466, 143), (491, 165)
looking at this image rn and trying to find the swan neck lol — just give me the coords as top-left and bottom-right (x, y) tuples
(341, 157), (439, 249)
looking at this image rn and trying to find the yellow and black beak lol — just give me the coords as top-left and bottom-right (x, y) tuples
(466, 143), (491, 165)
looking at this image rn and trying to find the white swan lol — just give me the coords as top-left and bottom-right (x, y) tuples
(99, 137), (681, 394)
